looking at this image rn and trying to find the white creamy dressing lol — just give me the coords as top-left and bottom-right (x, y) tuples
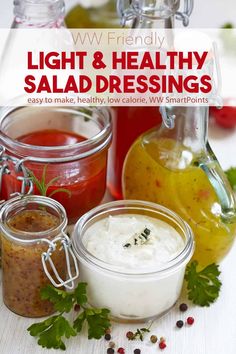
(83, 214), (185, 269)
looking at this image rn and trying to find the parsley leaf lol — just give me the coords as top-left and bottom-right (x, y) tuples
(74, 282), (88, 305)
(185, 261), (222, 307)
(28, 315), (76, 350)
(28, 315), (58, 336)
(73, 311), (87, 333)
(85, 308), (111, 340)
(28, 282), (111, 350)
(225, 167), (236, 191)
(40, 285), (74, 313)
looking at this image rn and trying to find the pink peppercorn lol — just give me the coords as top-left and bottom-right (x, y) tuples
(187, 317), (195, 325)
(159, 341), (167, 350)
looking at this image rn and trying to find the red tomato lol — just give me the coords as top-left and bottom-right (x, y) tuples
(210, 100), (236, 129)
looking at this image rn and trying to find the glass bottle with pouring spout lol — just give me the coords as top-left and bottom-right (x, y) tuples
(0, 0), (67, 104)
(108, 0), (194, 199)
(123, 106), (236, 267)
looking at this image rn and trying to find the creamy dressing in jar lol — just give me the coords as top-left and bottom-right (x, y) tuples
(84, 215), (185, 269)
(72, 200), (194, 322)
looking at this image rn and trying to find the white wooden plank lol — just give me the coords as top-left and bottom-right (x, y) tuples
(0, 126), (236, 354)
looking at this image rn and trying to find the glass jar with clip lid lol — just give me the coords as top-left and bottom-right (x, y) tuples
(0, 195), (79, 317)
(0, 106), (112, 224)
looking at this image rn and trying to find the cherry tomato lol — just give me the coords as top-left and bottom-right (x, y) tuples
(210, 99), (236, 129)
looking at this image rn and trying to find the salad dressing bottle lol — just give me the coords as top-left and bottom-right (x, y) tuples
(108, 0), (194, 199)
(123, 106), (236, 266)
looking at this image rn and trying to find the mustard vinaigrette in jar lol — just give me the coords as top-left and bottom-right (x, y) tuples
(0, 196), (77, 317)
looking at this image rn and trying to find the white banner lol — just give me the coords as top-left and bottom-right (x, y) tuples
(0, 28), (235, 106)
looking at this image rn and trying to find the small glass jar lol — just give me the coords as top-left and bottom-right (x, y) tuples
(72, 200), (194, 323)
(0, 195), (78, 318)
(0, 106), (112, 224)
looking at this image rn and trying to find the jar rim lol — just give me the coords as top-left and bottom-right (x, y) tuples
(0, 195), (68, 243)
(0, 106), (112, 162)
(72, 200), (195, 278)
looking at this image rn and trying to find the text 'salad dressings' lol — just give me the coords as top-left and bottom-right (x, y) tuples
(72, 200), (194, 322)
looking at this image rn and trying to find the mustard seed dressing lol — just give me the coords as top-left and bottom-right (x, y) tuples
(0, 199), (68, 318)
(7, 210), (59, 233)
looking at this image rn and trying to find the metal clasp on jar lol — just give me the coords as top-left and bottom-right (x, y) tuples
(41, 231), (79, 290)
(117, 0), (194, 27)
(176, 0), (194, 27)
(0, 146), (34, 200)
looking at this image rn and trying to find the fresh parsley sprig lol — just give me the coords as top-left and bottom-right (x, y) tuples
(27, 283), (111, 350)
(185, 261), (222, 307)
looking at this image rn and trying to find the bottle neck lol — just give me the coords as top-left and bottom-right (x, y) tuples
(12, 0), (65, 28)
(132, 0), (179, 28)
(161, 106), (209, 153)
(132, 15), (175, 29)
(118, 0), (179, 28)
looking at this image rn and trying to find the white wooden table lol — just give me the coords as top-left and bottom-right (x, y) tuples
(0, 121), (236, 354)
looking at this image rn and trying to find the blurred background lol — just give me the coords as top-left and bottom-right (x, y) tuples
(0, 0), (235, 28)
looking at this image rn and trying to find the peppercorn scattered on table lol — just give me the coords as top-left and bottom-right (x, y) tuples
(0, 122), (236, 354)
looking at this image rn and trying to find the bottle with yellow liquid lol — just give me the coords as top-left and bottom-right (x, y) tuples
(123, 106), (236, 267)
(65, 0), (119, 28)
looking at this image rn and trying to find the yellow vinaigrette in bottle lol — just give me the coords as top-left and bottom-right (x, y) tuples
(123, 107), (236, 267)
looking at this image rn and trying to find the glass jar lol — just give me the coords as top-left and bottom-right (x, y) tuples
(72, 200), (194, 323)
(123, 106), (236, 267)
(0, 106), (112, 224)
(0, 195), (79, 318)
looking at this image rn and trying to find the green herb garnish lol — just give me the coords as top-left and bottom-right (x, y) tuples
(133, 327), (151, 341)
(123, 227), (151, 248)
(225, 167), (236, 191)
(185, 261), (222, 307)
(27, 283), (111, 350)
(222, 23), (234, 29)
(29, 165), (71, 198)
(127, 326), (151, 341)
